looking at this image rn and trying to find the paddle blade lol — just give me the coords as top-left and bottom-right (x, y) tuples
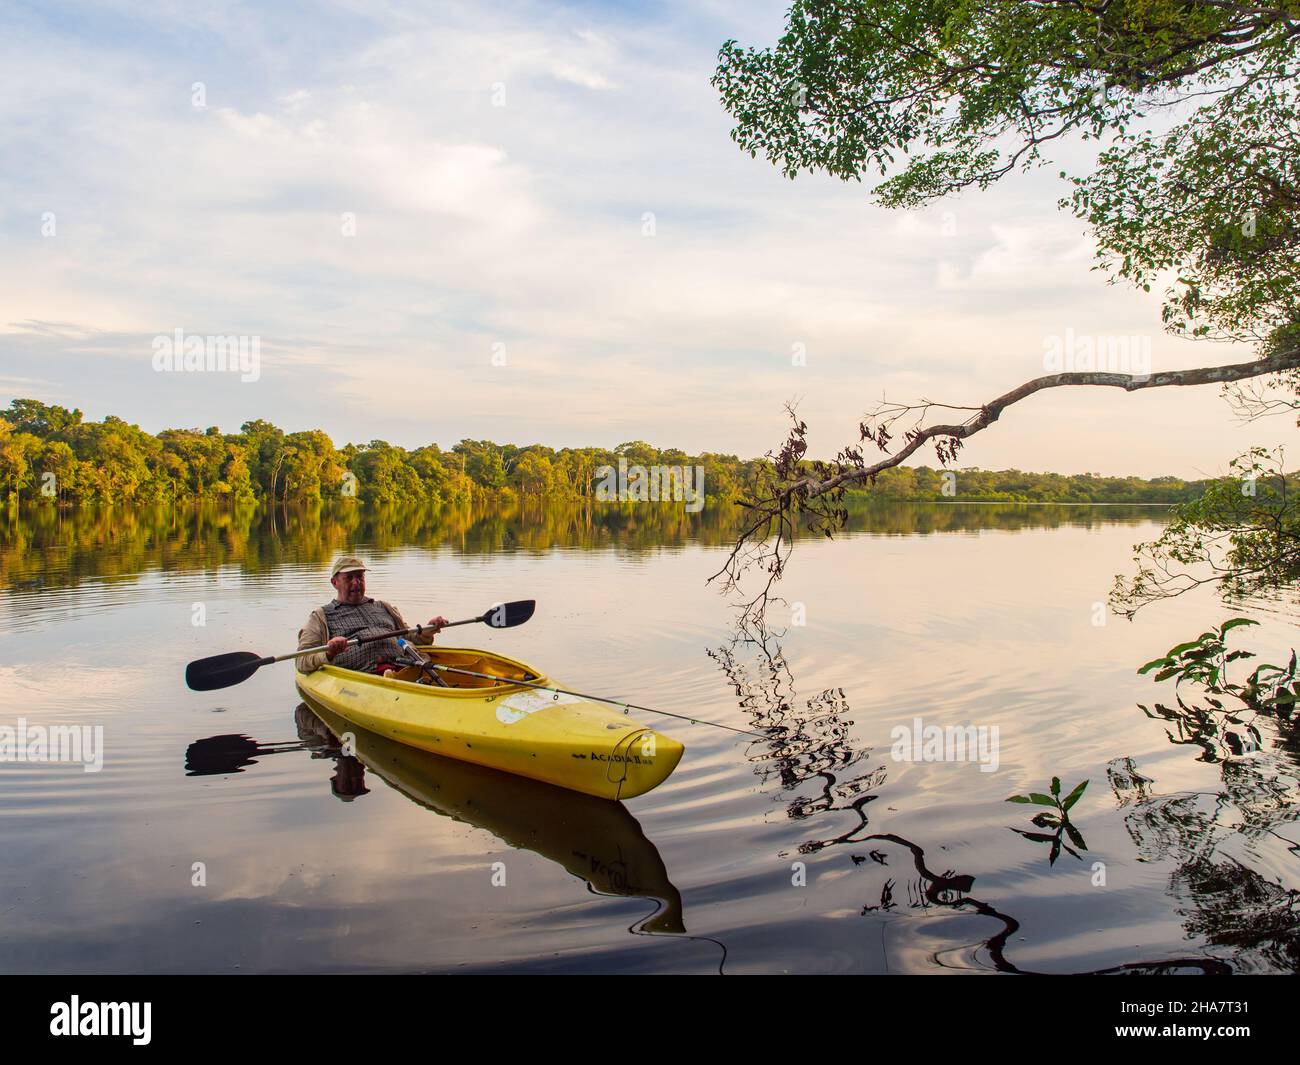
(483, 599), (535, 628)
(186, 651), (270, 691)
(185, 734), (262, 774)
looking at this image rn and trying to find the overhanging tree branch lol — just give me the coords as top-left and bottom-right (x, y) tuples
(711, 347), (1300, 606)
(796, 348), (1296, 502)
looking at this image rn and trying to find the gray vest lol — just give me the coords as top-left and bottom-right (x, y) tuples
(323, 599), (403, 673)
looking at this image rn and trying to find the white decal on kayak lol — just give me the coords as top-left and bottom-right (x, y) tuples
(496, 689), (583, 725)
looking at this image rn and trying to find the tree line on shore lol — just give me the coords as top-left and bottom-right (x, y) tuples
(0, 398), (1211, 506)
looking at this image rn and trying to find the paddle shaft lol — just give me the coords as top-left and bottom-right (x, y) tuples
(285, 615), (483, 663)
(185, 600), (536, 691)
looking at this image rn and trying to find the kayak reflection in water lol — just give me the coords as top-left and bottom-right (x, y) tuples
(183, 710), (369, 800)
(294, 703), (370, 800)
(307, 701), (688, 936)
(184, 707), (718, 959)
(296, 555), (448, 675)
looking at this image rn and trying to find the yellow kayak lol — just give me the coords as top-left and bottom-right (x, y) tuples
(294, 646), (684, 800)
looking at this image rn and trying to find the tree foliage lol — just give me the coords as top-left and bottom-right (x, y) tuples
(1114, 448), (1300, 613)
(715, 0), (1299, 348)
(715, 2), (1297, 204)
(0, 398), (776, 508)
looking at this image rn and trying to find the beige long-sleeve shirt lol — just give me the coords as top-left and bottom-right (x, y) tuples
(296, 599), (408, 673)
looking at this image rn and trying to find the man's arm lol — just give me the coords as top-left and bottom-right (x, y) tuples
(296, 610), (329, 673)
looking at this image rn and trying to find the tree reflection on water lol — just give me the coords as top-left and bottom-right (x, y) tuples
(711, 624), (1293, 973)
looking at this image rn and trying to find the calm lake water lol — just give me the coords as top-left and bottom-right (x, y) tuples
(2, 501), (1298, 974)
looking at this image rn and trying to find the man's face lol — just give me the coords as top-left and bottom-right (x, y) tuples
(332, 569), (367, 604)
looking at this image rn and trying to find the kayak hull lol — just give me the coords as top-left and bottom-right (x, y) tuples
(294, 647), (684, 800)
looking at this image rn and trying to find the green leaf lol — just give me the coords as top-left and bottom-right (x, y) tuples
(1051, 776), (1061, 796)
(1062, 779), (1089, 811)
(1218, 618), (1259, 634)
(1006, 795), (1033, 803)
(1015, 831), (1059, 844)
(1027, 793), (1058, 807)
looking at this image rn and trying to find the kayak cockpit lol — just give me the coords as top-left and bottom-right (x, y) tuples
(385, 647), (540, 688)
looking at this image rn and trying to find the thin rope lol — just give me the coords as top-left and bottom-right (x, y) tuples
(426, 663), (767, 739)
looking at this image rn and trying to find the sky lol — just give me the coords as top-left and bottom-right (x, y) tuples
(0, 0), (1280, 478)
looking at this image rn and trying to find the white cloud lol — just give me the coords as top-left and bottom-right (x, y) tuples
(0, 0), (1265, 475)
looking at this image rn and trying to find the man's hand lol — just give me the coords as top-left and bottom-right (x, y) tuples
(325, 636), (350, 661)
(425, 616), (449, 636)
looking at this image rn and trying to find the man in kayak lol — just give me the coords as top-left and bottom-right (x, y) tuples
(297, 556), (449, 674)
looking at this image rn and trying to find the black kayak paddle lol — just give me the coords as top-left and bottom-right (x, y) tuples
(185, 599), (536, 692)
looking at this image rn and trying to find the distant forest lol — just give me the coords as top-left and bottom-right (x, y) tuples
(1, 398), (1210, 506)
